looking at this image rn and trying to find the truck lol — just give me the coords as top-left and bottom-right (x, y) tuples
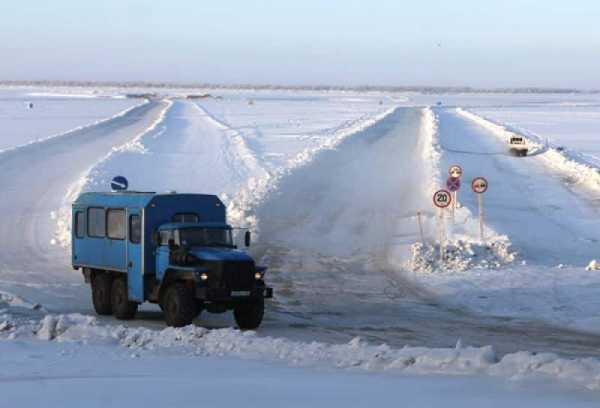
(508, 136), (528, 157)
(71, 191), (272, 329)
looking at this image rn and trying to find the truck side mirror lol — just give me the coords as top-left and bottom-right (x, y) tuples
(244, 231), (251, 247)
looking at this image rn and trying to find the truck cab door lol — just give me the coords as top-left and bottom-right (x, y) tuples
(126, 208), (144, 302)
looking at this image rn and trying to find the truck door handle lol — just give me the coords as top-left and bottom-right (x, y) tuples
(128, 261), (133, 268)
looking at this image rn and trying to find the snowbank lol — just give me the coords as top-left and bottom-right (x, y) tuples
(408, 240), (516, 273)
(223, 105), (399, 230)
(2, 313), (600, 391)
(420, 107), (442, 194)
(54, 99), (173, 247)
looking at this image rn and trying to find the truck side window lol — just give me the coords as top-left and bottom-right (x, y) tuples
(159, 230), (172, 246)
(173, 213), (199, 223)
(88, 207), (106, 238)
(129, 215), (141, 244)
(107, 209), (125, 240)
(75, 211), (85, 238)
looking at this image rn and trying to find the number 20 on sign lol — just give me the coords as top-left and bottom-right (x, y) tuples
(433, 189), (452, 208)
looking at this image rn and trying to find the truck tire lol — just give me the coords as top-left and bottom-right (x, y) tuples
(233, 298), (264, 330)
(111, 277), (138, 320)
(162, 283), (197, 327)
(91, 273), (113, 315)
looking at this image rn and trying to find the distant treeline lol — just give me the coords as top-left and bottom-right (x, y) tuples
(0, 80), (596, 94)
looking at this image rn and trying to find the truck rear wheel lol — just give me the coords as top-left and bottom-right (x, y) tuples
(111, 277), (138, 320)
(91, 273), (113, 315)
(234, 298), (264, 330)
(162, 283), (197, 327)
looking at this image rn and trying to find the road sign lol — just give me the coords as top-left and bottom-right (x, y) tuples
(471, 177), (488, 194)
(449, 165), (463, 178)
(433, 189), (452, 208)
(446, 177), (461, 192)
(111, 176), (129, 191)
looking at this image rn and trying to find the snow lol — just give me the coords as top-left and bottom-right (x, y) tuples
(4, 341), (598, 408)
(3, 313), (600, 400)
(0, 91), (140, 151)
(4, 87), (600, 403)
(456, 108), (600, 195)
(471, 105), (600, 167)
(403, 105), (600, 334)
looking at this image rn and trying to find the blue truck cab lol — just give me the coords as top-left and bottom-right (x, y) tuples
(71, 191), (272, 328)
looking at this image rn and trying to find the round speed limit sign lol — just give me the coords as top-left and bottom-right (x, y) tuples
(449, 165), (463, 178)
(471, 177), (488, 194)
(433, 189), (452, 208)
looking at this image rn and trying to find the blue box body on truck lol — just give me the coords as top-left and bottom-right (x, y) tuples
(72, 192), (272, 328)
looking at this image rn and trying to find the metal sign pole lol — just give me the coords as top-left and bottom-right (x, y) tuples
(452, 191), (456, 222)
(439, 207), (445, 262)
(478, 194), (484, 242)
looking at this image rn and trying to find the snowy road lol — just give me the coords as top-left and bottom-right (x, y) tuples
(0, 100), (167, 309)
(437, 108), (600, 266)
(253, 107), (600, 358)
(2, 95), (600, 361)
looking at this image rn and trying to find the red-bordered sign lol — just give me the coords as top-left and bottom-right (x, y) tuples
(433, 189), (453, 208)
(471, 177), (488, 194)
(446, 177), (461, 192)
(449, 165), (463, 178)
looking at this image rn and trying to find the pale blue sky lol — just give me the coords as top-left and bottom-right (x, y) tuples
(1, 1), (599, 88)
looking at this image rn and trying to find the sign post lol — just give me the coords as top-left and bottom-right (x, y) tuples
(433, 189), (452, 262)
(471, 177), (489, 242)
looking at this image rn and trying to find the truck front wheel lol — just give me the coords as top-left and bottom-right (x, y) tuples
(111, 277), (138, 320)
(162, 283), (197, 327)
(234, 298), (264, 330)
(91, 273), (113, 315)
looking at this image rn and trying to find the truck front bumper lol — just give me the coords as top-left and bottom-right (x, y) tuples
(196, 287), (273, 301)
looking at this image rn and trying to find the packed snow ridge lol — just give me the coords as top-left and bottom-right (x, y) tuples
(1, 313), (600, 391)
(225, 105), (399, 230)
(54, 99), (173, 247)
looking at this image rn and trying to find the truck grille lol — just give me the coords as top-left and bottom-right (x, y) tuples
(221, 261), (255, 290)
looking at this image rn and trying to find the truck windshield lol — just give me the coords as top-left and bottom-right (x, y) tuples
(179, 228), (233, 248)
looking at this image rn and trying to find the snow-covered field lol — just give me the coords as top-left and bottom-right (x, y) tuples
(3, 87), (600, 405)
(0, 90), (139, 151)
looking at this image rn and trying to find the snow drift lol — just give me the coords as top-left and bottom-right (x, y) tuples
(1, 313), (600, 392)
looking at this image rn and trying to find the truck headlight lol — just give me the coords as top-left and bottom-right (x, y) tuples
(254, 272), (263, 280)
(200, 273), (208, 281)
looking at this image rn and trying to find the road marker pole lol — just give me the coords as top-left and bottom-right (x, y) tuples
(416, 211), (425, 244)
(452, 191), (457, 222)
(478, 194), (484, 242)
(439, 207), (446, 262)
(471, 177), (489, 244)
